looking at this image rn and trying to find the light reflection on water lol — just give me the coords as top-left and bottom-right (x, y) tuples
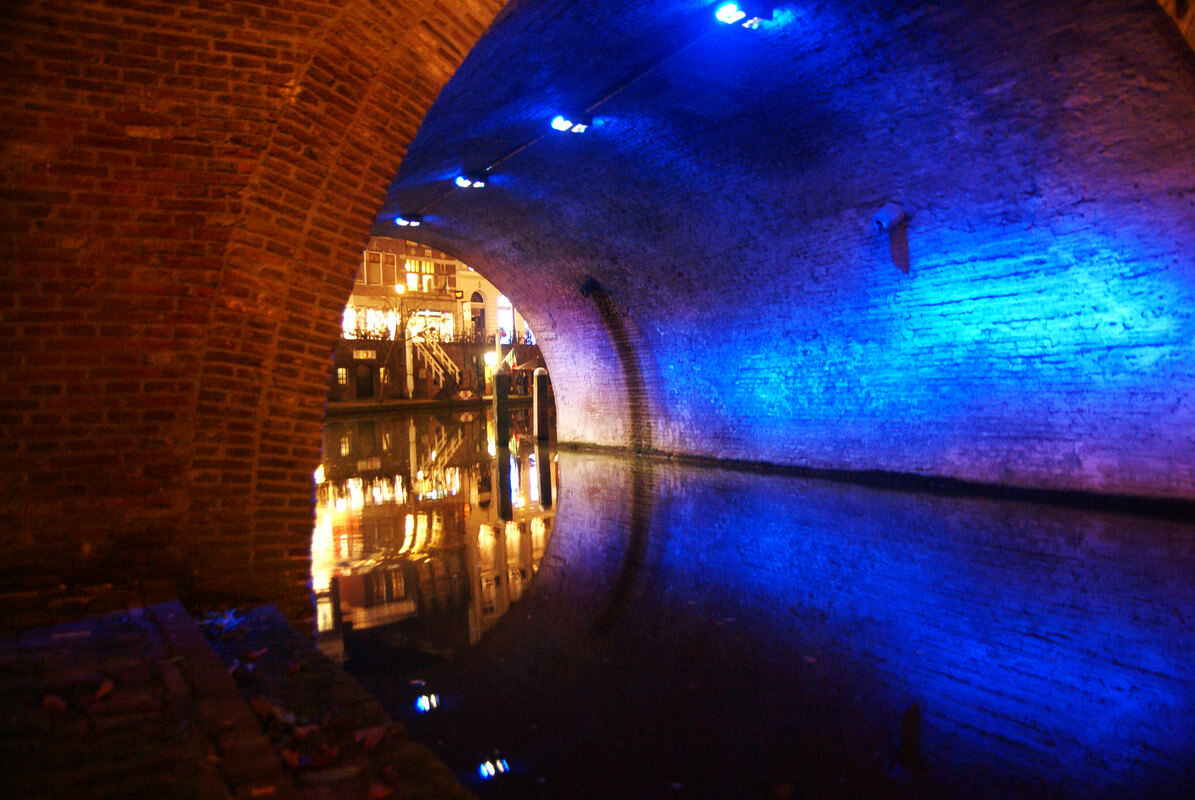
(340, 443), (1195, 800)
(312, 406), (556, 661)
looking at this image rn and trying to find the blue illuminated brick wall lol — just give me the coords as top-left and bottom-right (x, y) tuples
(387, 0), (1195, 499)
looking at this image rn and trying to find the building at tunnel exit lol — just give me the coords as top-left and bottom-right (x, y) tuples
(1, 0), (1193, 623)
(329, 237), (540, 403)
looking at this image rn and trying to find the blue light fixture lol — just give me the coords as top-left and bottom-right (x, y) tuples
(414, 693), (440, 713)
(550, 114), (590, 133)
(394, 214), (422, 227)
(715, 1), (773, 27)
(715, 2), (747, 23)
(478, 758), (510, 779)
(454, 173), (487, 189)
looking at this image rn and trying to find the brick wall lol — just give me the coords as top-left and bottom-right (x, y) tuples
(0, 0), (502, 616)
(388, 0), (1195, 500)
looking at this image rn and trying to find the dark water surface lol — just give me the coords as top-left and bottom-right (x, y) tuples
(317, 411), (1195, 799)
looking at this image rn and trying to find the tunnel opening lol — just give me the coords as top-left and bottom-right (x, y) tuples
(311, 236), (559, 662)
(327, 237), (546, 407)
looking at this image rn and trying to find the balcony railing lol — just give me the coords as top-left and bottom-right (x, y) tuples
(341, 328), (499, 345)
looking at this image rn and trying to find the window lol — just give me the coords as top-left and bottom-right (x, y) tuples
(497, 295), (514, 344)
(337, 367), (348, 386)
(405, 258), (433, 291)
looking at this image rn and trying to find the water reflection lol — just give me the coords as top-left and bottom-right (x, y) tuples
(312, 407), (556, 659)
(349, 452), (1195, 799)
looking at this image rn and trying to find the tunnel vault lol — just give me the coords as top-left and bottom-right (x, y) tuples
(1, 0), (1194, 625)
(380, 0), (1195, 497)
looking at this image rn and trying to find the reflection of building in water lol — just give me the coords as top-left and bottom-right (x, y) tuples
(312, 408), (555, 657)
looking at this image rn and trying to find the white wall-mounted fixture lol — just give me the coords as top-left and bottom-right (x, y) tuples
(872, 202), (906, 232)
(872, 202), (911, 273)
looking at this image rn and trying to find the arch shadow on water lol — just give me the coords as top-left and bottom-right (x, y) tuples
(585, 282), (655, 637)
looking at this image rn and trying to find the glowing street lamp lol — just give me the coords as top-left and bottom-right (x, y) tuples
(394, 214), (422, 227)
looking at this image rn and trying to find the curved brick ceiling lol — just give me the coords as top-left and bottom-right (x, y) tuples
(379, 0), (1195, 498)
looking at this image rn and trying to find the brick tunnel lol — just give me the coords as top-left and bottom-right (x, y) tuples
(2, 0), (1193, 622)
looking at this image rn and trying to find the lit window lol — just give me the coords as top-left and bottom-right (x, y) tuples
(497, 295), (514, 345)
(337, 367), (347, 386)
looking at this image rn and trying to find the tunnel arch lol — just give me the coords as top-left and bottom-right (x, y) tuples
(1, 0), (1193, 621)
(381, 0), (1195, 495)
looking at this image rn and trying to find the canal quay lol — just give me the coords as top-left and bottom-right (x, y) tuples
(315, 406), (1195, 800)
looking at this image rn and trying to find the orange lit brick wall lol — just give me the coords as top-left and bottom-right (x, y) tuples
(0, 0), (502, 618)
(1156, 0), (1195, 48)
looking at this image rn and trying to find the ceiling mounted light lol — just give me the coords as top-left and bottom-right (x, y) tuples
(454, 173), (487, 189)
(715, 1), (773, 27)
(394, 214), (422, 227)
(550, 114), (590, 133)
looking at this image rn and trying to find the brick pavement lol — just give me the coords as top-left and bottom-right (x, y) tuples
(0, 602), (472, 800)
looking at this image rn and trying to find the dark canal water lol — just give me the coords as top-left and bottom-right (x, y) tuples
(315, 409), (1195, 800)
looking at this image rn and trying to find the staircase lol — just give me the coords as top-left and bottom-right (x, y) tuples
(418, 426), (465, 480)
(412, 337), (462, 388)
